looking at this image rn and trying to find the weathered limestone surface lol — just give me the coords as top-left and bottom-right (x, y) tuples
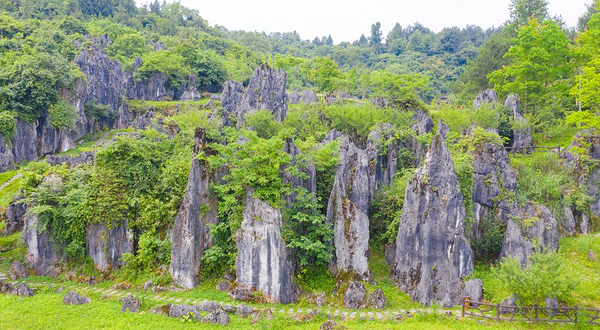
(86, 220), (133, 272)
(391, 121), (474, 307)
(5, 196), (27, 235)
(505, 94), (534, 153)
(170, 128), (219, 289)
(326, 135), (376, 280)
(473, 89), (498, 109)
(368, 123), (398, 187)
(233, 190), (297, 303)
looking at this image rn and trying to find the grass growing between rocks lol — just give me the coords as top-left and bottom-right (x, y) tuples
(0, 290), (578, 330)
(471, 234), (600, 308)
(0, 176), (21, 207)
(0, 231), (25, 273)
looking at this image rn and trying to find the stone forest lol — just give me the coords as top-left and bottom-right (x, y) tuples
(0, 0), (598, 329)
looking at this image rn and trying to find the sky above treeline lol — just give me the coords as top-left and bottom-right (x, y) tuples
(137, 0), (591, 42)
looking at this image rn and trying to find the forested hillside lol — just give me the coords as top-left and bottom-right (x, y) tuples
(0, 0), (598, 329)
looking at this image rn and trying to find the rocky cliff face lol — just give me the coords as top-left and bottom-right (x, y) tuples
(23, 212), (60, 277)
(233, 190), (297, 303)
(368, 123), (398, 187)
(5, 196), (26, 235)
(561, 130), (599, 233)
(222, 64), (288, 126)
(86, 220), (133, 272)
(499, 203), (559, 265)
(406, 108), (434, 167)
(505, 94), (534, 153)
(391, 121), (474, 307)
(473, 89), (498, 109)
(170, 128), (219, 289)
(327, 135), (376, 280)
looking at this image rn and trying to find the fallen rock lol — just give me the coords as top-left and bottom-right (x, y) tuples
(120, 295), (141, 313)
(365, 289), (387, 309)
(143, 280), (153, 291)
(197, 300), (221, 312)
(463, 279), (483, 302)
(391, 121), (474, 307)
(203, 309), (230, 325)
(300, 90), (319, 104)
(168, 304), (200, 319)
(499, 295), (518, 314)
(588, 250), (596, 262)
(2, 282), (35, 297)
(343, 281), (366, 309)
(288, 90), (300, 104)
(320, 320), (340, 330)
(63, 292), (91, 305)
(221, 304), (236, 313)
(236, 304), (254, 318)
(149, 304), (172, 315)
(9, 261), (27, 280)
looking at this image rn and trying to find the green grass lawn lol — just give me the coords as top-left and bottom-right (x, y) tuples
(0, 290), (582, 330)
(0, 176), (21, 207)
(471, 234), (600, 308)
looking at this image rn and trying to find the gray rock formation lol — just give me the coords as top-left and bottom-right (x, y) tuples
(499, 203), (559, 265)
(236, 304), (254, 317)
(370, 97), (390, 108)
(368, 123), (398, 187)
(197, 301), (221, 312)
(126, 71), (173, 101)
(327, 135), (376, 280)
(473, 89), (498, 109)
(562, 130), (600, 223)
(220, 80), (244, 126)
(23, 212), (60, 277)
(170, 128), (219, 289)
(63, 292), (91, 305)
(282, 138), (317, 206)
(343, 281), (366, 309)
(86, 220), (133, 272)
(120, 295), (141, 313)
(46, 151), (95, 168)
(0, 282), (34, 297)
(203, 309), (230, 325)
(463, 279), (483, 302)
(233, 189), (297, 304)
(300, 90), (319, 104)
(391, 121), (474, 307)
(365, 289), (387, 309)
(180, 75), (202, 101)
(9, 261), (26, 280)
(168, 304), (201, 319)
(406, 108), (434, 167)
(238, 64), (288, 123)
(288, 90), (300, 104)
(5, 196), (26, 235)
(505, 94), (534, 154)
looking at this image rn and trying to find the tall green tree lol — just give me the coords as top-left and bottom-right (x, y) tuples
(571, 4), (600, 111)
(370, 22), (383, 54)
(488, 19), (572, 115)
(508, 0), (550, 26)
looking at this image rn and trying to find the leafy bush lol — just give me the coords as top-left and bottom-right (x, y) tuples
(370, 168), (413, 245)
(48, 99), (78, 129)
(244, 110), (280, 139)
(135, 51), (190, 89)
(472, 213), (506, 263)
(496, 252), (578, 309)
(84, 100), (114, 123)
(122, 232), (171, 274)
(0, 111), (16, 141)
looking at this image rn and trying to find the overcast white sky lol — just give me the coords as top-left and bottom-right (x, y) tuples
(141, 0), (591, 42)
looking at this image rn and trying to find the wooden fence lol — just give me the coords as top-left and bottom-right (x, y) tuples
(462, 298), (600, 325)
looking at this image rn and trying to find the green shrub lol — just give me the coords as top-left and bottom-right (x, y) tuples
(0, 111), (17, 141)
(496, 251), (578, 309)
(370, 168), (413, 245)
(48, 99), (78, 129)
(135, 50), (190, 89)
(244, 110), (280, 139)
(122, 232), (171, 275)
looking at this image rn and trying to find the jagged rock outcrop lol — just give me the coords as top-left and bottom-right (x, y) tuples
(562, 130), (599, 228)
(505, 94), (533, 153)
(86, 220), (133, 272)
(282, 138), (317, 206)
(5, 196), (26, 235)
(9, 261), (26, 280)
(391, 121), (474, 307)
(46, 151), (95, 168)
(499, 203), (559, 265)
(180, 75), (202, 101)
(300, 90), (319, 104)
(406, 108), (434, 167)
(327, 135), (376, 280)
(220, 80), (245, 126)
(473, 89), (498, 109)
(23, 175), (63, 277)
(288, 90), (300, 104)
(126, 71), (173, 101)
(170, 128), (219, 289)
(63, 292), (91, 305)
(344, 281), (366, 309)
(232, 189), (297, 303)
(370, 97), (390, 108)
(368, 123), (398, 187)
(463, 279), (483, 302)
(239, 64), (288, 122)
(120, 295), (141, 313)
